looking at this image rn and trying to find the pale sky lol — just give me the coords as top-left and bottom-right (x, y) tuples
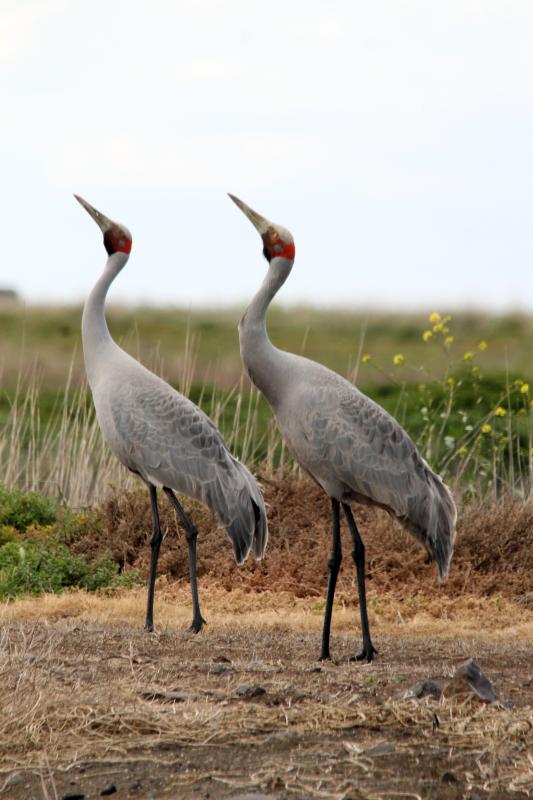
(1, 1), (533, 310)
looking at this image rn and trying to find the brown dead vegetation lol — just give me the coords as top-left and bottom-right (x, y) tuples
(71, 476), (533, 606)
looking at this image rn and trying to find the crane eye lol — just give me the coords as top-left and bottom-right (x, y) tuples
(274, 244), (283, 253)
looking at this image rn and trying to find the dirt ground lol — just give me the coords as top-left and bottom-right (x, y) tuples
(1, 591), (532, 800)
(1, 478), (532, 799)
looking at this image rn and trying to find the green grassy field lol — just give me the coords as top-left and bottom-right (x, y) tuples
(2, 304), (533, 388)
(1, 303), (532, 503)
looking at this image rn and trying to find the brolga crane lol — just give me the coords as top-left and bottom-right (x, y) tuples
(229, 194), (457, 662)
(75, 195), (267, 633)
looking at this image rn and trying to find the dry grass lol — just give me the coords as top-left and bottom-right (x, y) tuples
(0, 616), (531, 799)
(2, 586), (533, 643)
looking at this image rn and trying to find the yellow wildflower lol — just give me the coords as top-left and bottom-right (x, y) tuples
(478, 341), (488, 351)
(445, 336), (454, 346)
(520, 383), (529, 394)
(392, 354), (405, 366)
(432, 322), (443, 333)
(481, 424), (492, 434)
(422, 330), (432, 342)
(429, 311), (441, 323)
(514, 378), (523, 388)
(362, 354), (371, 364)
(446, 377), (454, 386)
(463, 351), (474, 361)
(494, 406), (506, 417)
(458, 446), (467, 457)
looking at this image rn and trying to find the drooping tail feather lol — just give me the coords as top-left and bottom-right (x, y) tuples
(216, 459), (268, 565)
(237, 460), (268, 560)
(250, 495), (268, 559)
(405, 468), (457, 580)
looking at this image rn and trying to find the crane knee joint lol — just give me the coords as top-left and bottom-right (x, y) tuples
(186, 525), (198, 543)
(327, 552), (341, 570)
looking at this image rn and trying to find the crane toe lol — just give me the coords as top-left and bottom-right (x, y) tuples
(349, 643), (378, 663)
(187, 614), (207, 634)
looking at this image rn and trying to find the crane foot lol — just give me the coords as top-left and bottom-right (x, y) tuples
(187, 615), (207, 634)
(349, 643), (378, 663)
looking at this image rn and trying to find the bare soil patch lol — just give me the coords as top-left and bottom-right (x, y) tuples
(1, 604), (532, 800)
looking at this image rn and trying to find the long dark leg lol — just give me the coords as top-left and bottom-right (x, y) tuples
(145, 484), (163, 632)
(320, 498), (342, 660)
(163, 487), (206, 633)
(342, 503), (377, 662)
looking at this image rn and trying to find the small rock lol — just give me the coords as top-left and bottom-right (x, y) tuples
(100, 785), (117, 796)
(415, 679), (445, 700)
(442, 771), (458, 783)
(309, 666), (322, 673)
(396, 678), (444, 701)
(142, 690), (196, 703)
(129, 782), (141, 792)
(446, 658), (500, 703)
(213, 655), (231, 663)
(235, 684), (267, 698)
(209, 664), (231, 675)
(62, 794), (85, 800)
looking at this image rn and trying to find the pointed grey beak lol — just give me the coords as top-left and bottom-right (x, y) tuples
(228, 193), (272, 235)
(74, 194), (114, 233)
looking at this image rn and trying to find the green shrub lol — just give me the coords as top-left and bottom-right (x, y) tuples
(0, 486), (57, 531)
(0, 525), (19, 546)
(0, 539), (141, 599)
(53, 508), (102, 545)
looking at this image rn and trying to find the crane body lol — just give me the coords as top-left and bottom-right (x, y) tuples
(77, 195), (267, 633)
(230, 193), (456, 662)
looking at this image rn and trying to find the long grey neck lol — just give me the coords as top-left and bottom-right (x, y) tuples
(82, 252), (129, 387)
(239, 257), (293, 405)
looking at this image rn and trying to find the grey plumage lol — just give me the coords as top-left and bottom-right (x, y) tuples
(94, 353), (267, 564)
(76, 195), (267, 631)
(269, 360), (456, 579)
(230, 193), (456, 661)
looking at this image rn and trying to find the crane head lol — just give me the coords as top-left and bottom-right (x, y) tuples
(228, 194), (295, 263)
(74, 195), (132, 256)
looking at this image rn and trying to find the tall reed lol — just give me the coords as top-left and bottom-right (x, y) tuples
(1, 311), (531, 506)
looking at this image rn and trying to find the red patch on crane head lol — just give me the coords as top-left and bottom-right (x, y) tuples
(104, 226), (132, 256)
(262, 227), (295, 262)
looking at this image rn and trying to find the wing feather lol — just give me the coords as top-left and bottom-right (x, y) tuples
(286, 378), (455, 576)
(99, 371), (267, 563)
